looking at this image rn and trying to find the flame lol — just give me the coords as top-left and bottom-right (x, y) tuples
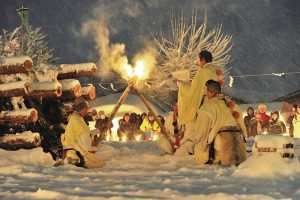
(133, 61), (144, 78)
(135, 135), (141, 141)
(123, 60), (144, 80)
(122, 135), (127, 142)
(153, 135), (158, 141)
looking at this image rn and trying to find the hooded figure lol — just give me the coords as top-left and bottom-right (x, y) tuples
(269, 111), (286, 135)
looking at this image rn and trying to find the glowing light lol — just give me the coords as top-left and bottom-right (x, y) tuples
(135, 135), (141, 141)
(133, 60), (144, 78)
(122, 135), (127, 142)
(106, 135), (110, 141)
(153, 135), (158, 141)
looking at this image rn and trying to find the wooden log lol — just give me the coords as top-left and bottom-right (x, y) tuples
(57, 63), (97, 80)
(0, 131), (41, 150)
(0, 81), (32, 97)
(0, 108), (38, 124)
(25, 81), (62, 98)
(0, 56), (33, 75)
(81, 85), (96, 100)
(59, 79), (82, 99)
(93, 77), (137, 146)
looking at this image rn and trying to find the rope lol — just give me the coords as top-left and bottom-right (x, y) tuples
(231, 71), (300, 78)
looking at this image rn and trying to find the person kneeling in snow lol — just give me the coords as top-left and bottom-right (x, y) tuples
(61, 97), (104, 168)
(159, 80), (247, 166)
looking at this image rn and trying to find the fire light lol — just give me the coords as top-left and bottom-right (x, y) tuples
(125, 60), (144, 79)
(153, 135), (158, 141)
(122, 135), (127, 142)
(133, 61), (144, 78)
(135, 135), (141, 141)
(106, 135), (110, 141)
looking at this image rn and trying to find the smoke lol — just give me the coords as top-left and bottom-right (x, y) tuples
(80, 0), (158, 80)
(80, 4), (128, 80)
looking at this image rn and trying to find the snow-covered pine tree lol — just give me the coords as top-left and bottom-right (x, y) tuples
(145, 13), (232, 111)
(0, 26), (58, 68)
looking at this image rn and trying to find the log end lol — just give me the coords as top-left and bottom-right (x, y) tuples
(56, 85), (63, 97)
(24, 82), (33, 94)
(91, 67), (97, 76)
(30, 109), (38, 123)
(73, 85), (82, 97)
(88, 86), (96, 100)
(24, 60), (33, 72)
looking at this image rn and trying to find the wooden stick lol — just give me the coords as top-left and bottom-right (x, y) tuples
(133, 87), (175, 150)
(93, 77), (137, 146)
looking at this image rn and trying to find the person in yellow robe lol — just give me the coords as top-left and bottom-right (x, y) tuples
(177, 50), (224, 126)
(159, 80), (247, 166)
(61, 97), (104, 168)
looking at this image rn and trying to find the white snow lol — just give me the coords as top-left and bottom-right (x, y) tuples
(31, 81), (62, 91)
(34, 63), (59, 82)
(0, 56), (32, 66)
(59, 79), (81, 90)
(59, 63), (97, 74)
(0, 140), (299, 199)
(254, 135), (294, 149)
(0, 96), (300, 199)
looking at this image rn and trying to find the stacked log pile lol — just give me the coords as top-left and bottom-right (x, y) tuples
(0, 57), (98, 150)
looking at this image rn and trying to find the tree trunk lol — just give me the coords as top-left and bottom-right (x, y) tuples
(25, 81), (62, 98)
(59, 79), (82, 99)
(57, 63), (97, 80)
(0, 108), (38, 124)
(0, 131), (41, 150)
(0, 81), (32, 97)
(0, 56), (33, 75)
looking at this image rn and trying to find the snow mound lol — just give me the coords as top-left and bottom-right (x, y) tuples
(234, 152), (300, 178)
(234, 135), (300, 178)
(254, 135), (294, 149)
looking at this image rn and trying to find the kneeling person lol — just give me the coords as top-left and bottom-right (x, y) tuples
(188, 80), (246, 165)
(61, 97), (104, 168)
(159, 80), (247, 166)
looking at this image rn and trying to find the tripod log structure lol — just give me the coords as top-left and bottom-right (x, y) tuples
(93, 76), (175, 150)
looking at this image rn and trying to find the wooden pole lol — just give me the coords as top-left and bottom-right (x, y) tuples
(133, 87), (175, 150)
(93, 77), (137, 146)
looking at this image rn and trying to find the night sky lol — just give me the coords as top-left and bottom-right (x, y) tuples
(0, 0), (299, 102)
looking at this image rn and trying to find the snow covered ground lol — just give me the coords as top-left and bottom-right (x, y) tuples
(1, 94), (300, 199)
(0, 140), (300, 199)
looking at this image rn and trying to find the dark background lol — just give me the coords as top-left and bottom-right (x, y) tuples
(1, 0), (299, 102)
